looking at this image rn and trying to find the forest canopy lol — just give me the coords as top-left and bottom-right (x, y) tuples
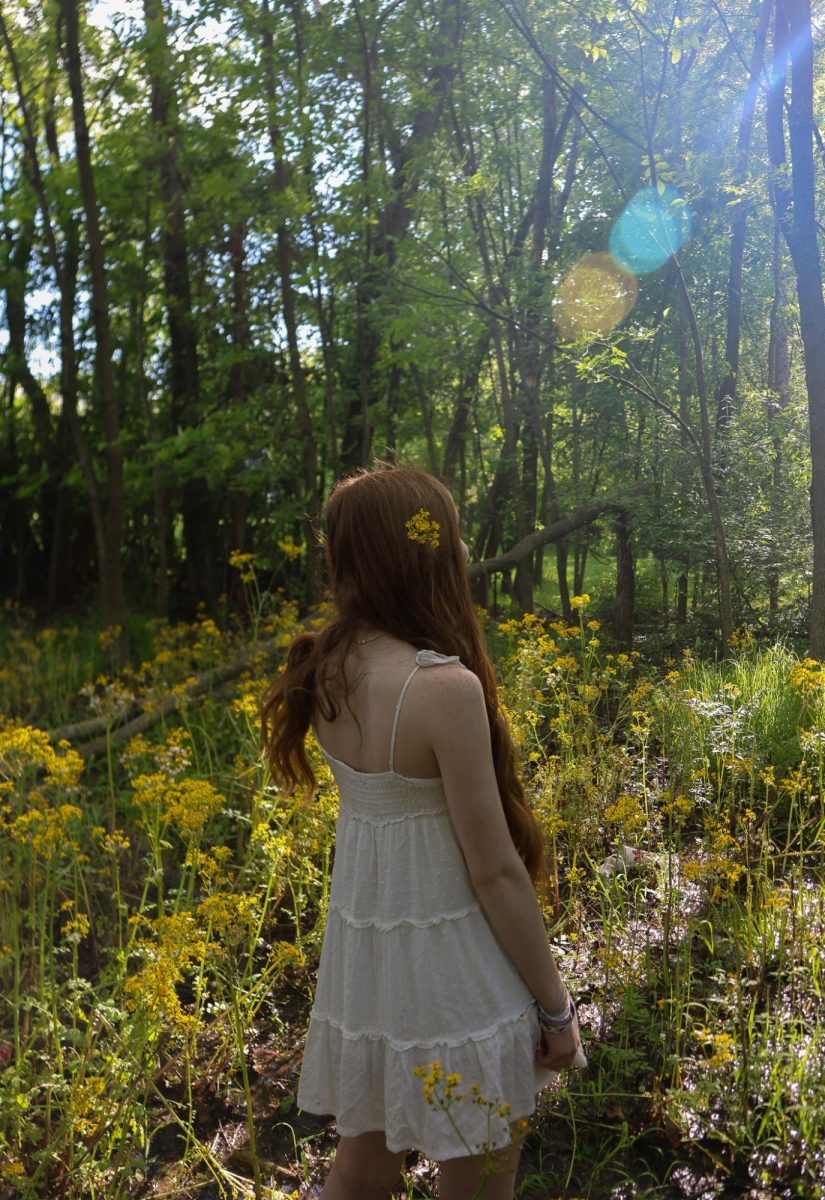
(1, 0), (824, 656)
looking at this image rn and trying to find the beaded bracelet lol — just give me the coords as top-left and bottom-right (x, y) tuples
(536, 991), (576, 1034)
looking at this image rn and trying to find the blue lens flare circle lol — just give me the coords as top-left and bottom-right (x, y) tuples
(609, 186), (692, 275)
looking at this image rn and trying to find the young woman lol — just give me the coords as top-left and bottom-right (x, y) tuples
(262, 466), (582, 1200)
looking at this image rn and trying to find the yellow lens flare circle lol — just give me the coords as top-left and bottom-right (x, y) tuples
(553, 252), (638, 341)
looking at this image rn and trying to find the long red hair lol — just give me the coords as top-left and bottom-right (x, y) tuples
(261, 465), (548, 887)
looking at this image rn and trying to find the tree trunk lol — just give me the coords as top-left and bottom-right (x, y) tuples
(3, 207), (56, 601)
(714, 0), (771, 432)
(513, 68), (557, 613)
(135, 197), (169, 617)
(411, 364), (440, 476)
(771, 0), (825, 657)
(142, 0), (218, 609)
(767, 222), (791, 628)
(673, 262), (734, 654)
(227, 220), (251, 612)
(261, 0), (320, 601)
(659, 554), (669, 624)
(614, 509), (635, 647)
(0, 11), (106, 615)
(341, 0), (459, 468)
(62, 0), (128, 654)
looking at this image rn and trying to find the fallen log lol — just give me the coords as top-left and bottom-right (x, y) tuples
(67, 638), (282, 758)
(466, 485), (648, 578)
(49, 705), (140, 744)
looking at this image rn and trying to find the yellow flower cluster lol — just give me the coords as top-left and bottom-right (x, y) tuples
(125, 913), (206, 1028)
(9, 802), (82, 859)
(228, 549), (255, 570)
(413, 1061), (464, 1104)
(405, 508), (441, 549)
(98, 624), (123, 652)
(163, 779), (225, 838)
(268, 940), (306, 973)
(196, 891), (260, 939)
(661, 793), (695, 825)
(0, 726), (84, 791)
(679, 823), (746, 900)
(61, 907), (91, 944)
(230, 548), (257, 583)
(603, 793), (646, 835)
(790, 658), (825, 695)
(186, 843), (234, 888)
(131, 772), (224, 838)
(729, 624), (756, 651)
(279, 536), (303, 561)
(413, 1062), (515, 1126)
(68, 1072), (106, 1137)
(231, 691), (260, 721)
(692, 1025), (737, 1070)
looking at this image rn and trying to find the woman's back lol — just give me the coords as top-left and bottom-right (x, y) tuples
(312, 636), (457, 780)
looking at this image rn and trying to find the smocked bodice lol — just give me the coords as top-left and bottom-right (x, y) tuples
(316, 648), (462, 824)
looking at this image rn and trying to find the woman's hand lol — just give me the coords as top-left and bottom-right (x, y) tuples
(536, 1011), (583, 1071)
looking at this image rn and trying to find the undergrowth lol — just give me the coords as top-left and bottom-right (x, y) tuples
(1, 583), (824, 1199)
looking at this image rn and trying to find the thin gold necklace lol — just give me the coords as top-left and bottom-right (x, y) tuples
(356, 632), (383, 645)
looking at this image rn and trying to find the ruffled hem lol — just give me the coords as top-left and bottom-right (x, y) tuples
(317, 1100), (541, 1160)
(308, 1002), (535, 1052)
(297, 1002), (553, 1161)
(328, 899), (481, 931)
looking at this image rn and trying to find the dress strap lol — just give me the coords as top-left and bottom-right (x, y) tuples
(388, 650), (462, 772)
(388, 664), (421, 773)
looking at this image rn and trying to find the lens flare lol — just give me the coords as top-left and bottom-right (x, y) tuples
(609, 185), (692, 275)
(553, 252), (638, 341)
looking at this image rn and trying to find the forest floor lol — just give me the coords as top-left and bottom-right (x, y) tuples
(1, 595), (824, 1199)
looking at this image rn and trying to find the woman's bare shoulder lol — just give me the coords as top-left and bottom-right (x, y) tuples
(416, 658), (484, 710)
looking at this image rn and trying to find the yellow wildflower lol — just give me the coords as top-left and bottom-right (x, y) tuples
(279, 536), (303, 560)
(229, 549), (255, 569)
(405, 508), (441, 549)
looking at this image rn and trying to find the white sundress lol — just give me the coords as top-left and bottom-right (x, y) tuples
(297, 649), (553, 1161)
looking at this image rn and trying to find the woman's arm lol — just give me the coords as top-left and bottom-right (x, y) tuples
(423, 666), (581, 1068)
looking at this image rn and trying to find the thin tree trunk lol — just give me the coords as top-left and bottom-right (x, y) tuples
(771, 0), (825, 657)
(714, 0), (771, 432)
(134, 195), (169, 617)
(227, 220), (251, 613)
(675, 276), (692, 625)
(0, 11), (106, 616)
(143, 0), (218, 609)
(341, 0), (459, 468)
(614, 509), (635, 646)
(261, 0), (320, 600)
(673, 262), (734, 654)
(767, 221), (790, 628)
(411, 364), (440, 476)
(513, 68), (557, 613)
(61, 0), (128, 654)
